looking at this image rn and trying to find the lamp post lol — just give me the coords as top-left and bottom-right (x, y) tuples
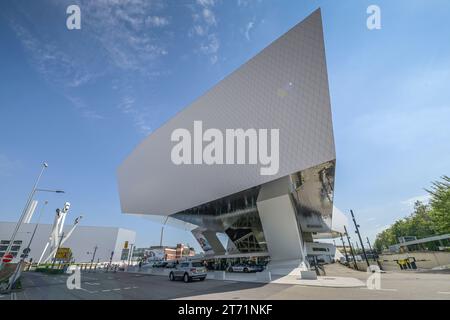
(351, 210), (370, 268)
(339, 233), (349, 264)
(24, 200), (49, 259)
(1, 162), (47, 270)
(160, 216), (169, 247)
(1, 162), (64, 270)
(344, 225), (358, 270)
(7, 199), (62, 292)
(88, 245), (98, 271)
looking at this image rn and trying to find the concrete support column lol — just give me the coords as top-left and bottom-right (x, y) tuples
(257, 177), (308, 275)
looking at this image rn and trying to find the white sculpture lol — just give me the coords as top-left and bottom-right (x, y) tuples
(38, 202), (74, 264)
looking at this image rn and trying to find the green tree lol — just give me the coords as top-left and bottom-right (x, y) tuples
(374, 175), (450, 252)
(427, 175), (450, 235)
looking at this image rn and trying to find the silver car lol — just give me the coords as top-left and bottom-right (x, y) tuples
(228, 263), (259, 273)
(169, 261), (207, 282)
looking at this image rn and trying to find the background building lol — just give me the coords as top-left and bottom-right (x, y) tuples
(133, 244), (195, 262)
(0, 221), (136, 263)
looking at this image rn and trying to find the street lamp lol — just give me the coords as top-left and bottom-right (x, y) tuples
(25, 200), (49, 259)
(1, 162), (47, 270)
(160, 216), (169, 247)
(35, 189), (65, 193)
(5, 201), (50, 290)
(0, 162), (65, 270)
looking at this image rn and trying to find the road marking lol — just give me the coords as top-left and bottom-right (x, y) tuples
(10, 292), (17, 300)
(80, 288), (96, 294)
(360, 288), (398, 292)
(85, 282), (100, 286)
(102, 289), (111, 292)
(123, 287), (131, 290)
(132, 286), (138, 289)
(113, 288), (121, 291)
(438, 291), (450, 295)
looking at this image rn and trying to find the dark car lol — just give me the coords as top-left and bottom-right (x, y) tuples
(153, 261), (168, 268)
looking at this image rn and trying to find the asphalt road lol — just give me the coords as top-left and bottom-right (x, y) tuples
(1, 269), (450, 300)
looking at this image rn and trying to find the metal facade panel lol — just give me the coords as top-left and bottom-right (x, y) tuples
(117, 9), (335, 216)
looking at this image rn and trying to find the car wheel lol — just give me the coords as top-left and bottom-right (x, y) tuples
(228, 267), (233, 272)
(243, 268), (248, 273)
(169, 272), (175, 281)
(183, 273), (190, 283)
(200, 277), (206, 281)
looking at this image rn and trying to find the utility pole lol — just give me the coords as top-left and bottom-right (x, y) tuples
(351, 210), (370, 268)
(339, 233), (349, 264)
(344, 225), (358, 270)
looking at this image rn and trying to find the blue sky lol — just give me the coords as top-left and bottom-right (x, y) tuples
(1, 0), (449, 251)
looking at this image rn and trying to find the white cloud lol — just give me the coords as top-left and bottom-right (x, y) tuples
(199, 33), (220, 64)
(401, 194), (431, 210)
(189, 0), (220, 64)
(202, 8), (217, 26)
(146, 16), (170, 27)
(7, 0), (170, 133)
(118, 95), (152, 135)
(193, 25), (205, 36)
(245, 21), (255, 40)
(65, 95), (104, 120)
(197, 0), (216, 6)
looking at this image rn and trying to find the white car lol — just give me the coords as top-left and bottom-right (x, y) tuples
(169, 261), (207, 283)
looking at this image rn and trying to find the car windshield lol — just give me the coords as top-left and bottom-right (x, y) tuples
(192, 262), (203, 267)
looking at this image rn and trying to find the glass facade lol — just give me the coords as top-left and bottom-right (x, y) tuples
(172, 187), (268, 254)
(172, 160), (335, 256)
(0, 240), (23, 258)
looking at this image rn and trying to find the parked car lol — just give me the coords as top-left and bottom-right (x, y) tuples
(169, 261), (207, 282)
(227, 263), (260, 273)
(253, 264), (266, 272)
(153, 261), (168, 268)
(141, 261), (158, 269)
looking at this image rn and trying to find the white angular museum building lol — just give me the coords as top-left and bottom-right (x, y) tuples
(117, 9), (345, 275)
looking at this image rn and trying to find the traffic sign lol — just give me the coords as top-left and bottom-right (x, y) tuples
(55, 247), (72, 260)
(2, 253), (14, 263)
(121, 248), (130, 260)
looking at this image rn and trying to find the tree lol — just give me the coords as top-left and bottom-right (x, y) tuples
(374, 175), (450, 252)
(427, 175), (450, 235)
